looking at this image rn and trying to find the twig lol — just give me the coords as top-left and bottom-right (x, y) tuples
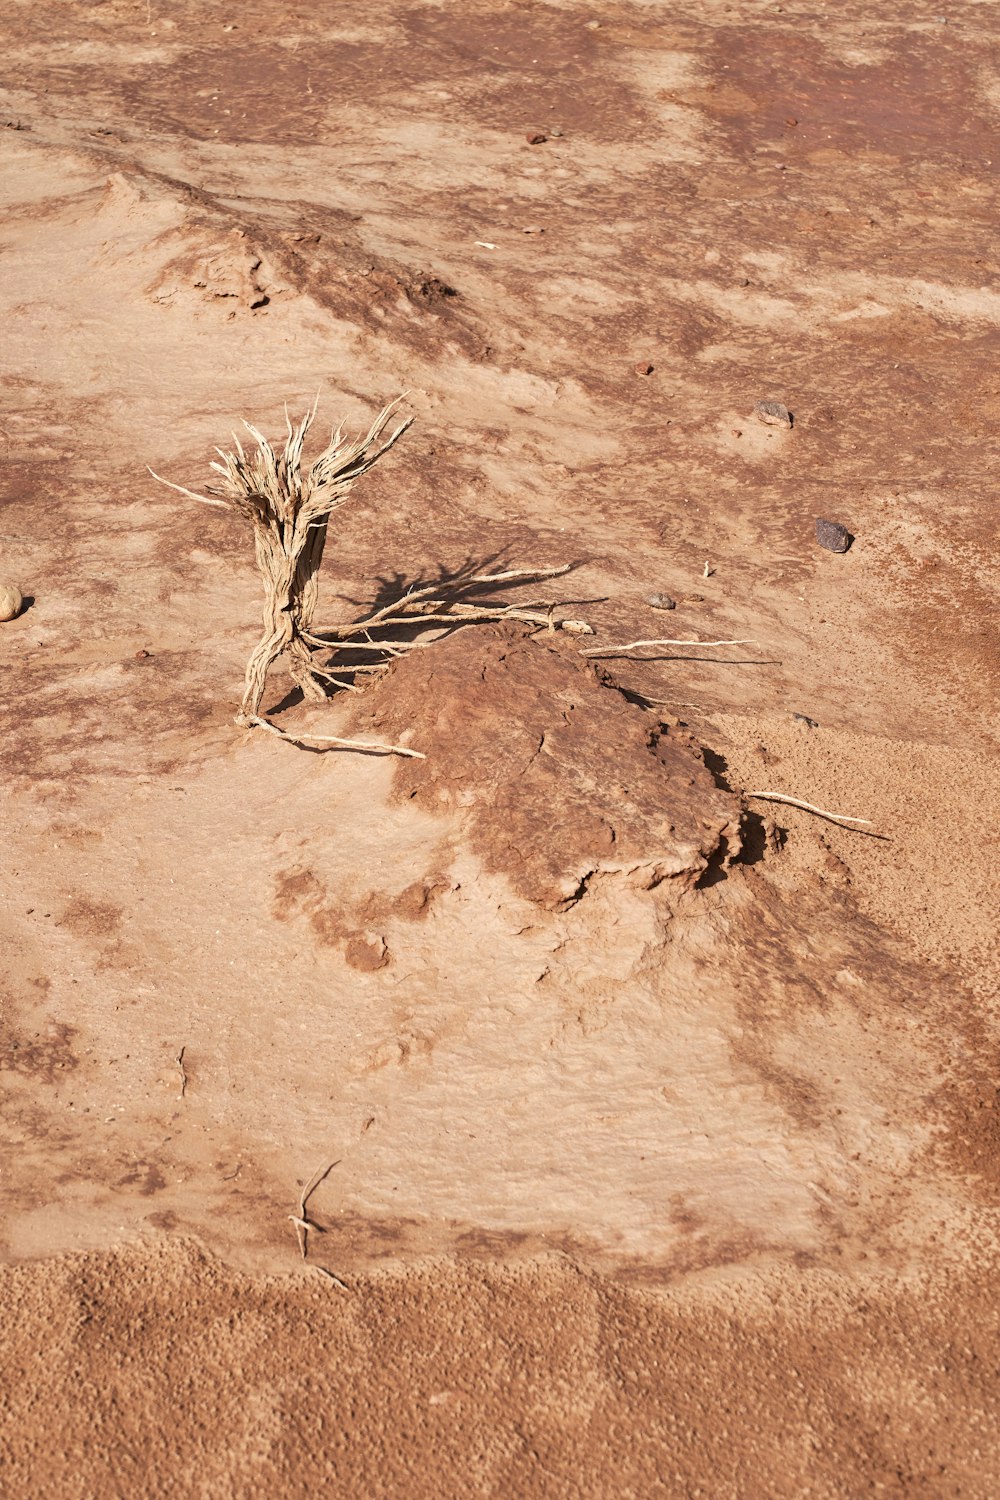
(580, 638), (757, 656)
(289, 1159), (341, 1260)
(175, 1046), (188, 1098)
(746, 792), (872, 827)
(146, 467), (229, 509)
(308, 667), (364, 692)
(641, 699), (704, 708)
(288, 1214), (314, 1257)
(243, 714), (425, 757)
(333, 564), (570, 619)
(302, 636), (431, 652)
(313, 1265), (351, 1292)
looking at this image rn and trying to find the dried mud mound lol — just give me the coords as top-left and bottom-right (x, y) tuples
(353, 625), (742, 909)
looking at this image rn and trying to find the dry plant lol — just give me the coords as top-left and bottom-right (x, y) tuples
(152, 398), (412, 729)
(151, 399), (584, 751)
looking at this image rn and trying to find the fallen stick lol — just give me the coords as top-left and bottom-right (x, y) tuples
(313, 1265), (351, 1292)
(580, 638), (758, 656)
(245, 714), (425, 757)
(289, 1159), (341, 1260)
(746, 792), (872, 826)
(641, 699), (705, 708)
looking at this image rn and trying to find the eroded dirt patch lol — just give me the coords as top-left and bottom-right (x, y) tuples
(357, 624), (741, 907)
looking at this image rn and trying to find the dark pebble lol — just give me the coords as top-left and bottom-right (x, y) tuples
(526, 132), (548, 145)
(792, 713), (818, 728)
(815, 518), (853, 553)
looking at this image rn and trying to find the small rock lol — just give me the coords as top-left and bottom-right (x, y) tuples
(560, 618), (595, 635)
(549, 126), (564, 137)
(0, 583), (23, 621)
(646, 593), (676, 611)
(634, 361), (655, 376)
(754, 399), (793, 428)
(815, 518), (853, 554)
(526, 131), (548, 145)
(792, 713), (818, 728)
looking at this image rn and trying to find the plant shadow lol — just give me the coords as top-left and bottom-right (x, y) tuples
(264, 552), (595, 717)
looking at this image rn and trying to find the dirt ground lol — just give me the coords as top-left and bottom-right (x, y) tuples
(1, 0), (999, 1494)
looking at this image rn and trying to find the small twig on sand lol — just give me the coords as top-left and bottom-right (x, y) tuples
(636, 698), (705, 708)
(313, 1265), (351, 1292)
(289, 1159), (341, 1260)
(175, 1046), (188, 1098)
(245, 714), (425, 757)
(580, 638), (757, 657)
(746, 792), (873, 828)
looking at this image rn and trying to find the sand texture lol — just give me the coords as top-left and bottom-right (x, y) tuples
(1, 0), (999, 1494)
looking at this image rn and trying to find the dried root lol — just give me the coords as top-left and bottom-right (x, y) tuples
(307, 563), (576, 678)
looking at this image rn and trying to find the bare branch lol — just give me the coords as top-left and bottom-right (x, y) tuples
(290, 1160), (341, 1262)
(147, 466), (229, 509)
(746, 792), (873, 827)
(242, 714), (425, 757)
(580, 638), (758, 656)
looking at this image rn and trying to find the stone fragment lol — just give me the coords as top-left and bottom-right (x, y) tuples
(647, 594), (676, 611)
(754, 400), (793, 427)
(0, 583), (22, 621)
(815, 518), (853, 553)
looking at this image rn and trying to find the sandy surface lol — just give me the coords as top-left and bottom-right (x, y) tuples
(1, 0), (999, 1494)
